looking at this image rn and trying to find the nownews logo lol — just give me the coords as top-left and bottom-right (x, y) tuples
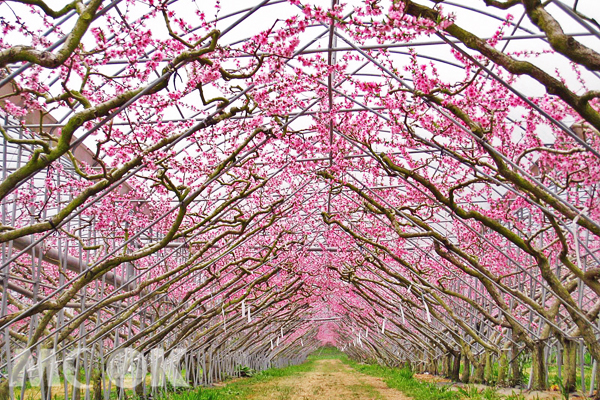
(10, 347), (190, 388)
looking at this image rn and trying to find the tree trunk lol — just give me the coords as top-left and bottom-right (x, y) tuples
(510, 340), (523, 387)
(484, 350), (494, 384)
(530, 342), (547, 391)
(0, 380), (9, 400)
(418, 350), (426, 373)
(461, 349), (471, 383)
(92, 370), (102, 400)
(471, 355), (485, 384)
(562, 339), (577, 393)
(497, 348), (509, 387)
(428, 357), (437, 374)
(450, 352), (461, 382)
(442, 354), (450, 377)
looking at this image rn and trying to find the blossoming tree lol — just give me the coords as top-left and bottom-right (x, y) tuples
(0, 0), (599, 398)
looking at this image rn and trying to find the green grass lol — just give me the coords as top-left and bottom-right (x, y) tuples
(342, 358), (460, 400)
(159, 347), (539, 400)
(341, 358), (531, 400)
(158, 351), (329, 400)
(307, 345), (344, 359)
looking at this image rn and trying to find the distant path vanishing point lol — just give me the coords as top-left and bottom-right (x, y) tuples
(245, 358), (411, 400)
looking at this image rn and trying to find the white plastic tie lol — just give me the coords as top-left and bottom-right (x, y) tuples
(399, 303), (406, 324)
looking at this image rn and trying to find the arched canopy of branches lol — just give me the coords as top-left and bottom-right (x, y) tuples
(0, 0), (599, 397)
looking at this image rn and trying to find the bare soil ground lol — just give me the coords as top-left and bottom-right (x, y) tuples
(246, 359), (411, 400)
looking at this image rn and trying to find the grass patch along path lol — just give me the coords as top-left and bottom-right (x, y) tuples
(169, 349), (559, 400)
(245, 358), (410, 400)
(174, 352), (410, 400)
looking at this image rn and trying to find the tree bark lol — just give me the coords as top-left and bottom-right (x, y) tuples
(450, 352), (461, 382)
(510, 339), (523, 387)
(497, 347), (509, 386)
(530, 342), (547, 391)
(461, 349), (471, 383)
(471, 355), (485, 384)
(562, 339), (577, 393)
(484, 350), (494, 384)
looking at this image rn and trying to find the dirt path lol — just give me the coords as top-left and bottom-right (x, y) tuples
(246, 359), (410, 400)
